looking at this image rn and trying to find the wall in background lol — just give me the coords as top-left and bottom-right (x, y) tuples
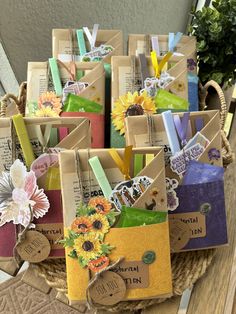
(0, 0), (192, 84)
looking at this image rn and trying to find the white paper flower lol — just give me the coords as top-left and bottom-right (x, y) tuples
(10, 159), (27, 189)
(0, 172), (14, 204)
(0, 159), (50, 227)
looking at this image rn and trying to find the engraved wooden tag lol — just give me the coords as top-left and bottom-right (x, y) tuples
(89, 271), (126, 306)
(16, 230), (51, 263)
(169, 219), (191, 252)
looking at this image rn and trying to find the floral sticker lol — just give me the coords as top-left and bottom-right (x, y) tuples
(187, 58), (197, 71)
(112, 91), (156, 135)
(208, 148), (220, 161)
(36, 91), (62, 117)
(166, 178), (179, 211)
(61, 198), (119, 272)
(140, 72), (175, 98)
(170, 80), (186, 93)
(0, 159), (49, 227)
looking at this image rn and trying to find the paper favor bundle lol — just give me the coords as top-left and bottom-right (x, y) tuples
(59, 147), (172, 305)
(111, 54), (188, 147)
(128, 33), (198, 111)
(26, 61), (105, 147)
(52, 27), (123, 64)
(125, 110), (228, 252)
(128, 34), (196, 70)
(0, 116), (91, 275)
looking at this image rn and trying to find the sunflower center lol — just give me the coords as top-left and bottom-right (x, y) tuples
(42, 101), (53, 108)
(82, 241), (94, 252)
(93, 220), (103, 230)
(125, 104), (144, 117)
(96, 204), (105, 211)
(78, 223), (87, 229)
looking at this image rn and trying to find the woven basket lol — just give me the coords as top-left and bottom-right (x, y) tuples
(199, 80), (234, 167)
(0, 82), (26, 117)
(0, 80), (233, 312)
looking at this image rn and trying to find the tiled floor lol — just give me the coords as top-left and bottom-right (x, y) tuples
(0, 262), (28, 284)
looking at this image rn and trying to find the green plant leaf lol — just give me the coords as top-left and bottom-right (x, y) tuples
(101, 243), (115, 255)
(68, 249), (78, 259)
(76, 203), (95, 217)
(60, 237), (74, 247)
(106, 210), (120, 226)
(191, 0), (236, 85)
(60, 229), (80, 247)
(78, 256), (88, 268)
(211, 72), (224, 84)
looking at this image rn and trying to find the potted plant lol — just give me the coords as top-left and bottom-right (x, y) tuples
(190, 0), (236, 109)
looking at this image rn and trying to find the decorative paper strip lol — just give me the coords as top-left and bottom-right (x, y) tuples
(173, 112), (190, 147)
(145, 154), (154, 165)
(83, 24), (99, 50)
(150, 51), (173, 78)
(195, 117), (204, 132)
(88, 156), (113, 199)
(45, 167), (61, 190)
(108, 146), (133, 180)
(161, 110), (180, 155)
(76, 29), (87, 56)
(48, 58), (63, 96)
(168, 32), (183, 52)
(134, 154), (143, 176)
(151, 36), (160, 55)
(138, 54), (150, 87)
(12, 114), (35, 168)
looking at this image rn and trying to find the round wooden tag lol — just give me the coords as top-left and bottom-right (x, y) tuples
(169, 219), (191, 252)
(16, 230), (51, 263)
(89, 271), (126, 306)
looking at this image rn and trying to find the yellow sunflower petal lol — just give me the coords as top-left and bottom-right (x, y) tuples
(111, 91), (156, 134)
(74, 233), (102, 261)
(89, 213), (110, 235)
(35, 107), (59, 117)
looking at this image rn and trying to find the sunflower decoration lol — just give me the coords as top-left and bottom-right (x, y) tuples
(90, 213), (110, 237)
(71, 216), (92, 234)
(88, 197), (112, 215)
(35, 91), (62, 117)
(61, 201), (116, 271)
(88, 197), (119, 226)
(74, 233), (102, 261)
(112, 90), (156, 135)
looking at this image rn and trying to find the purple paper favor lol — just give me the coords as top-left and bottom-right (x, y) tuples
(169, 180), (228, 251)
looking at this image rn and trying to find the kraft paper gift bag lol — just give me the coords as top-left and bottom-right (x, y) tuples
(0, 116), (91, 275)
(52, 28), (123, 64)
(128, 33), (199, 111)
(59, 147), (172, 304)
(125, 110), (228, 252)
(111, 54), (188, 148)
(52, 26), (123, 147)
(26, 61), (105, 147)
